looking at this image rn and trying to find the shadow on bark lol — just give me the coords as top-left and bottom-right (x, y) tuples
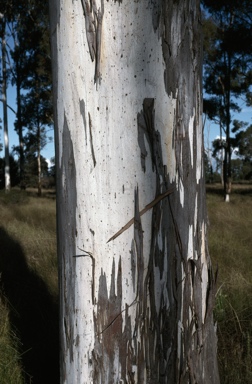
(0, 227), (59, 384)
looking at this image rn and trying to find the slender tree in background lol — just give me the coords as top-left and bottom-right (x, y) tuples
(0, 0), (53, 190)
(21, 62), (52, 196)
(50, 0), (219, 383)
(0, 15), (10, 191)
(13, 0), (52, 192)
(202, 0), (252, 201)
(11, 30), (25, 187)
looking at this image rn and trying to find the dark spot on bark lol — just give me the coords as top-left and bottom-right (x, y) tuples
(130, 239), (136, 291)
(88, 112), (97, 168)
(79, 99), (87, 145)
(75, 334), (80, 347)
(90, 228), (95, 236)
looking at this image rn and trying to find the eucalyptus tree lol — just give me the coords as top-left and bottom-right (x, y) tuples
(0, 0), (53, 188)
(0, 0), (26, 186)
(12, 0), (52, 192)
(0, 15), (10, 191)
(50, 0), (220, 383)
(202, 0), (252, 201)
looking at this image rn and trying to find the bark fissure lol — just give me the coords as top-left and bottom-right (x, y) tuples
(88, 112), (97, 168)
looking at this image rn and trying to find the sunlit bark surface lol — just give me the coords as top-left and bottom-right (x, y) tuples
(50, 1), (220, 383)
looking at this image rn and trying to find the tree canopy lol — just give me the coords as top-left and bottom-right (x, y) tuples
(0, 0), (53, 190)
(202, 0), (252, 196)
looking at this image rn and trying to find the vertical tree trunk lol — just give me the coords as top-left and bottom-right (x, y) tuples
(1, 18), (10, 192)
(16, 65), (25, 187)
(50, 1), (220, 383)
(224, 54), (232, 202)
(37, 124), (42, 196)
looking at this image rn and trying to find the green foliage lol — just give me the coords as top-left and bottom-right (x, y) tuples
(0, 0), (53, 186)
(235, 125), (252, 163)
(207, 186), (252, 383)
(231, 158), (252, 181)
(202, 0), (252, 197)
(23, 153), (49, 187)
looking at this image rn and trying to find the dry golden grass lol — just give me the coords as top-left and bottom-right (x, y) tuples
(207, 184), (252, 384)
(0, 300), (24, 384)
(0, 189), (59, 383)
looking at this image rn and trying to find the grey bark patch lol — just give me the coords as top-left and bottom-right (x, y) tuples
(137, 112), (148, 172)
(80, 0), (104, 84)
(136, 92), (219, 382)
(59, 112), (77, 364)
(150, 0), (162, 31)
(88, 112), (97, 168)
(137, 98), (164, 178)
(158, 2), (219, 381)
(79, 99), (87, 145)
(93, 258), (124, 383)
(130, 239), (136, 292)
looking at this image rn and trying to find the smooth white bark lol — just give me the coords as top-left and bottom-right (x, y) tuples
(50, 1), (220, 383)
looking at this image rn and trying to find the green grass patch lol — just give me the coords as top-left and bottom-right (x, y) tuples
(0, 189), (59, 383)
(0, 300), (24, 384)
(207, 185), (252, 384)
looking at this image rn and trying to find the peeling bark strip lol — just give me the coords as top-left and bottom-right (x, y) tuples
(88, 112), (97, 167)
(80, 0), (104, 84)
(107, 188), (174, 243)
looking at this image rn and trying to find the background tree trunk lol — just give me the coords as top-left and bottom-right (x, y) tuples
(1, 18), (10, 192)
(16, 67), (25, 187)
(50, 0), (220, 383)
(37, 124), (42, 196)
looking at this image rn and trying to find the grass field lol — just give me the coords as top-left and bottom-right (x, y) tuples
(0, 185), (251, 383)
(207, 184), (252, 384)
(0, 189), (59, 384)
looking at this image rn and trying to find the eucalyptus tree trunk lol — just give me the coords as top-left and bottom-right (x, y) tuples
(37, 123), (42, 197)
(16, 64), (25, 187)
(1, 18), (10, 192)
(50, 1), (220, 383)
